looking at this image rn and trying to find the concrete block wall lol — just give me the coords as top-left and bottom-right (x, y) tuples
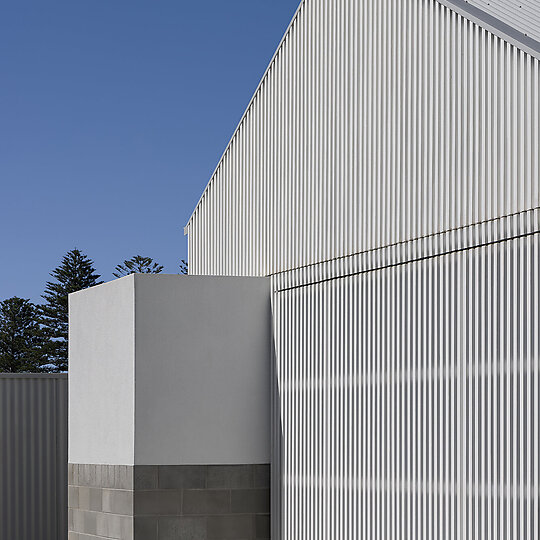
(68, 464), (133, 540)
(68, 464), (270, 540)
(133, 464), (270, 539)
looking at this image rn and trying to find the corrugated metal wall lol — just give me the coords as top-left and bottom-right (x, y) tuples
(185, 0), (540, 539)
(186, 0), (539, 277)
(272, 209), (540, 539)
(0, 374), (68, 540)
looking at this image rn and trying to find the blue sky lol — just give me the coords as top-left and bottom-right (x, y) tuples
(0, 0), (299, 303)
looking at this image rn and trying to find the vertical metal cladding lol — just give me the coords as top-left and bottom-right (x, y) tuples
(186, 0), (540, 277)
(185, 1), (540, 539)
(0, 374), (68, 540)
(272, 210), (540, 540)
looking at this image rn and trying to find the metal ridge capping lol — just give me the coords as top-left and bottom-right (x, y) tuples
(440, 0), (540, 58)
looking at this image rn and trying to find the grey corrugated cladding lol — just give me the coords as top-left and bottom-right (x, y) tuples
(0, 374), (68, 540)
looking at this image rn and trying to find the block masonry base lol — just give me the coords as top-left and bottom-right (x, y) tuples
(68, 463), (270, 540)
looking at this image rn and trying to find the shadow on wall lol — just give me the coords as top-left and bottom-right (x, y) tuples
(271, 323), (284, 540)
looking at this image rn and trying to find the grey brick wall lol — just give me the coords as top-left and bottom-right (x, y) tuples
(68, 464), (134, 540)
(134, 464), (270, 540)
(68, 464), (270, 540)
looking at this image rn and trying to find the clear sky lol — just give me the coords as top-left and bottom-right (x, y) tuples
(0, 0), (299, 303)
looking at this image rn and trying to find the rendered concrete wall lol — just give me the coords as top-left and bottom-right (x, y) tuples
(69, 274), (271, 466)
(69, 276), (136, 466)
(134, 275), (271, 465)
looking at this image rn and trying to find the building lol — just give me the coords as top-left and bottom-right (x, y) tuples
(185, 0), (540, 538)
(69, 0), (539, 539)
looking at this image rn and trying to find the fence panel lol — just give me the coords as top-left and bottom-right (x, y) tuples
(0, 374), (68, 540)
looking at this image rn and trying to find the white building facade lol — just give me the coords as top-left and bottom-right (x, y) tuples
(185, 1), (540, 539)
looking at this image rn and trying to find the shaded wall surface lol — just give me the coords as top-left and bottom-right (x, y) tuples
(0, 374), (68, 540)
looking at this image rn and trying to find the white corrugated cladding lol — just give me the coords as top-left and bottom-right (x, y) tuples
(271, 209), (540, 540)
(185, 0), (540, 539)
(186, 0), (539, 276)
(466, 0), (540, 42)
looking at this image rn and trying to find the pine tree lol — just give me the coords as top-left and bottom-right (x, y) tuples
(41, 249), (102, 371)
(0, 297), (50, 373)
(179, 259), (188, 275)
(113, 255), (164, 278)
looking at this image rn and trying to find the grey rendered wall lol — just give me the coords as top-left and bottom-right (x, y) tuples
(134, 274), (271, 465)
(0, 374), (68, 540)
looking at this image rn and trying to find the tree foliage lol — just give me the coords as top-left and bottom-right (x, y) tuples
(113, 255), (164, 278)
(41, 249), (102, 371)
(0, 297), (49, 373)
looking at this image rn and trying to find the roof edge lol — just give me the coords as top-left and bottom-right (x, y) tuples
(439, 0), (540, 60)
(185, 0), (307, 231)
(185, 0), (540, 233)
